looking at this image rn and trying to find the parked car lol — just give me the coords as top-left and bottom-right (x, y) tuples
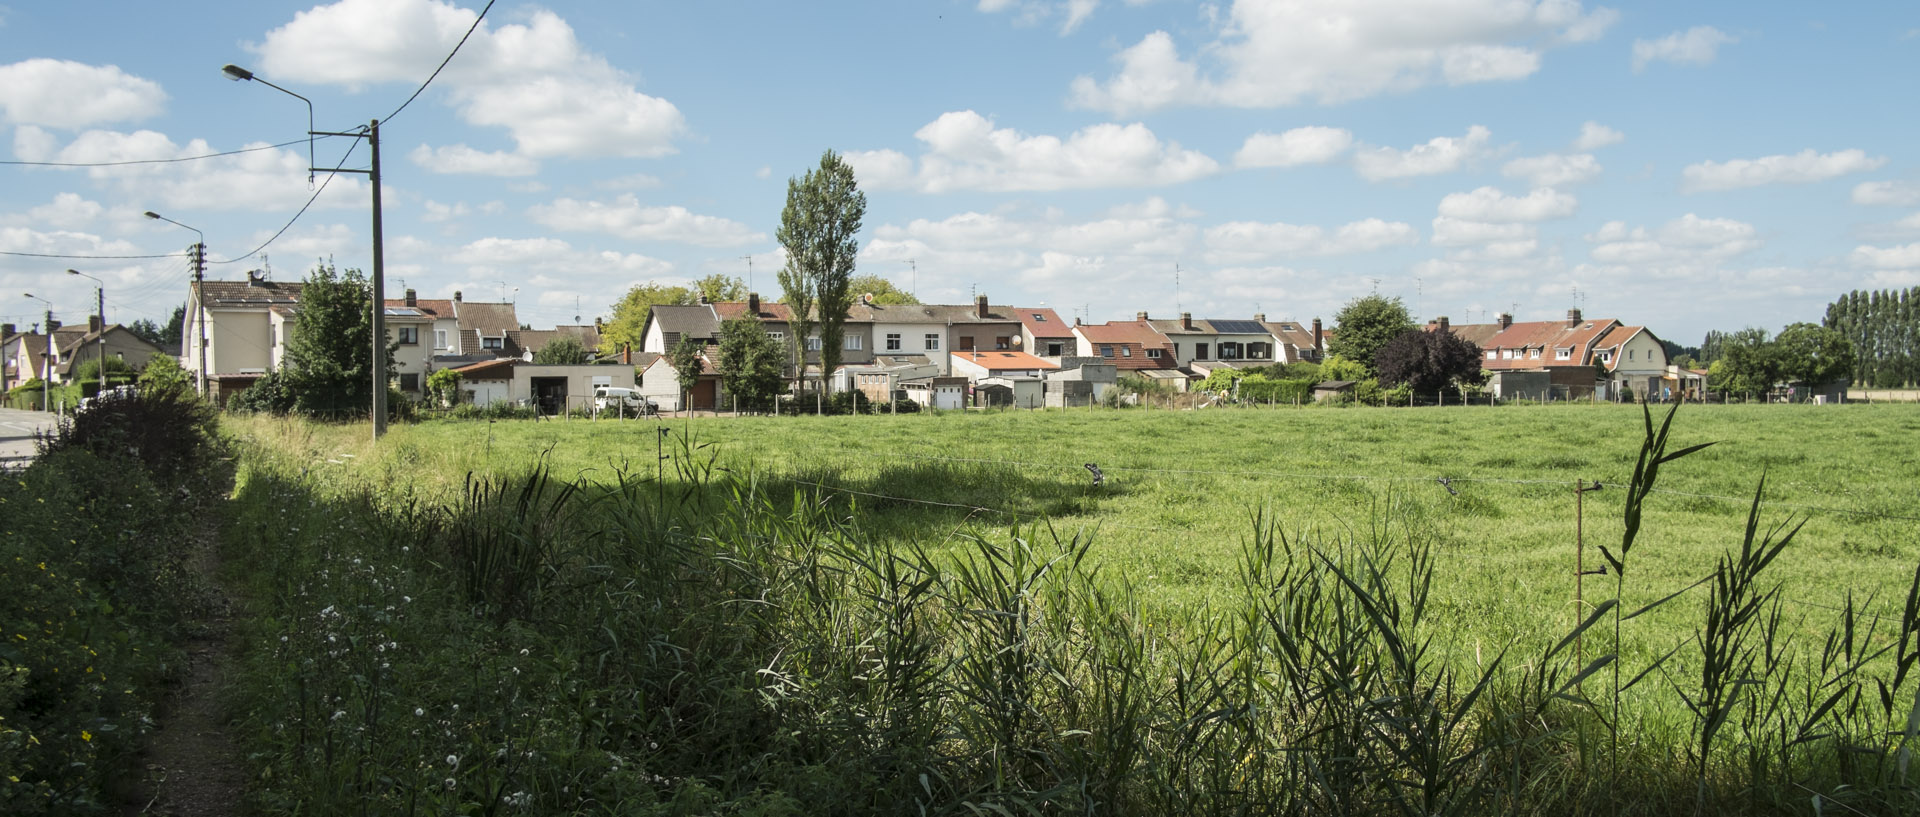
(76, 385), (139, 413)
(593, 386), (656, 415)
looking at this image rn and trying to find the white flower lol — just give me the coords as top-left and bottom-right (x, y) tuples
(446, 754), (459, 767)
(414, 708), (424, 717)
(443, 778), (456, 790)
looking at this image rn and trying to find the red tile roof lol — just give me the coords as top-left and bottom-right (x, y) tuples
(1075, 320), (1171, 347)
(952, 350), (1058, 370)
(1017, 307), (1072, 338)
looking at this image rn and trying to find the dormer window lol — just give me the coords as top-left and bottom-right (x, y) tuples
(482, 336), (503, 350)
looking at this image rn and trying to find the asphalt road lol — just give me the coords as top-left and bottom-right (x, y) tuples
(0, 406), (58, 470)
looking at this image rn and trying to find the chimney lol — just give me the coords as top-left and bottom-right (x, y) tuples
(975, 294), (989, 319)
(47, 319), (61, 332)
(88, 316), (102, 333)
(594, 317), (603, 331)
(1566, 308), (1582, 328)
(1, 324), (13, 337)
(246, 270), (260, 287)
(1253, 313), (1266, 323)
(1181, 312), (1193, 331)
(1311, 318), (1323, 354)
(1497, 312), (1513, 330)
(748, 292), (760, 315)
(405, 288), (417, 307)
(699, 293), (710, 304)
(622, 342), (631, 365)
(454, 290), (463, 302)
(1438, 315), (1450, 332)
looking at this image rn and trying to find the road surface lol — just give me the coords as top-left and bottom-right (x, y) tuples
(0, 406), (58, 470)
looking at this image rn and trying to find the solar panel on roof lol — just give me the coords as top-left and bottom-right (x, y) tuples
(1211, 319), (1266, 334)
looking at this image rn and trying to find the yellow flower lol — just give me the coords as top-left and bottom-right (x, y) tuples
(81, 730), (92, 742)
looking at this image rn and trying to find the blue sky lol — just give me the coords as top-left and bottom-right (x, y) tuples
(2, 1), (1916, 344)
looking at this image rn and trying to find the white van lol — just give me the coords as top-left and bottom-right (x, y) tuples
(593, 386), (656, 415)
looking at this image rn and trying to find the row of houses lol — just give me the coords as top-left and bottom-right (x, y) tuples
(165, 272), (1689, 412)
(1, 317), (169, 394)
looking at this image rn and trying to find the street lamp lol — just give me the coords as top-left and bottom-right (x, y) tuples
(145, 211), (208, 396)
(22, 293), (52, 413)
(224, 62), (388, 439)
(66, 270), (106, 395)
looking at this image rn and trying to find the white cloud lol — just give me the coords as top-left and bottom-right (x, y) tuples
(409, 143), (539, 176)
(847, 110), (1218, 192)
(1069, 0), (1618, 113)
(526, 195), (764, 247)
(1850, 242), (1920, 270)
(1852, 180), (1920, 207)
(1235, 126), (1353, 168)
(1204, 218), (1418, 263)
(1352, 126), (1491, 181)
(977, 0), (1108, 36)
(0, 59), (166, 128)
(20, 193), (105, 230)
(14, 128), (369, 212)
(1573, 121), (1624, 150)
(1681, 149), (1886, 192)
(1632, 26), (1735, 72)
(1438, 186), (1577, 222)
(448, 236), (675, 281)
(253, 0), (685, 159)
(1429, 217), (1532, 247)
(1502, 153), (1601, 186)
(595, 173), (663, 190)
(1587, 214), (1760, 263)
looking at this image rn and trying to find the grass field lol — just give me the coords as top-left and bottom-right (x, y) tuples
(251, 402), (1919, 656)
(217, 402), (1920, 815)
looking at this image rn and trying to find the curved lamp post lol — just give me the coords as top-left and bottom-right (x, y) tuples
(65, 269), (106, 395)
(22, 292), (52, 412)
(223, 63), (387, 438)
(145, 211), (208, 396)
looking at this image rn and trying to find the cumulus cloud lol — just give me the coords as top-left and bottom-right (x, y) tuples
(1204, 218), (1418, 263)
(1632, 26), (1735, 72)
(1430, 217), (1533, 247)
(253, 0), (685, 159)
(1850, 242), (1920, 270)
(1573, 121), (1624, 150)
(1586, 214), (1760, 263)
(409, 143), (539, 176)
(1681, 149), (1886, 192)
(1853, 180), (1920, 207)
(976, 0), (1107, 35)
(1069, 0), (1618, 114)
(845, 111), (1218, 192)
(1235, 126), (1353, 168)
(0, 59), (166, 128)
(1352, 126), (1491, 181)
(1502, 153), (1600, 186)
(1438, 187), (1577, 222)
(11, 127), (369, 212)
(526, 195), (763, 247)
(447, 235), (676, 283)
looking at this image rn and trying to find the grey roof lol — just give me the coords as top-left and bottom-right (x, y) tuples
(649, 304), (720, 338)
(195, 279), (304, 307)
(852, 303), (1021, 325)
(455, 302), (519, 336)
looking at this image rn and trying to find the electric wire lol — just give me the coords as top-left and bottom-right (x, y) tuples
(209, 137), (361, 265)
(383, 0), (495, 124)
(0, 137), (321, 168)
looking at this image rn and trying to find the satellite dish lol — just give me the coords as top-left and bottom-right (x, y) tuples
(1011, 336), (1022, 347)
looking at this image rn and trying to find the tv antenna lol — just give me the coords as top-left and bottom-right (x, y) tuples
(1174, 263), (1182, 312)
(903, 258), (917, 295)
(1366, 277), (1382, 293)
(574, 295), (581, 325)
(1414, 277), (1422, 319)
(740, 255), (754, 293)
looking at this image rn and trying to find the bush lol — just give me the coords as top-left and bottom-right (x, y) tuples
(227, 369), (297, 414)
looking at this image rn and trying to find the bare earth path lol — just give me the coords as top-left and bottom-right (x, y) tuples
(120, 516), (250, 817)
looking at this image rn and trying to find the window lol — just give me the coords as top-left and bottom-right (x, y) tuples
(959, 336), (974, 351)
(1147, 348), (1162, 359)
(1486, 351), (1497, 360)
(806, 335), (822, 351)
(1528, 348), (1540, 359)
(845, 334), (862, 350)
(482, 336), (503, 350)
(1045, 342), (1063, 356)
(1032, 313), (1046, 321)
(1100, 345), (1113, 358)
(1600, 352), (1612, 363)
(995, 336), (1011, 350)
(1555, 348), (1571, 360)
(924, 333), (940, 351)
(397, 326), (419, 345)
(886, 333), (901, 351)
(399, 373), (419, 392)
(1219, 342), (1241, 360)
(768, 330), (785, 342)
(1628, 349), (1636, 361)
(1195, 343), (1209, 360)
(435, 329), (448, 349)
(1121, 346), (1132, 357)
(271, 325), (278, 347)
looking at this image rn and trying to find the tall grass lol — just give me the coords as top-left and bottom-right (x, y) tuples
(219, 405), (1920, 815)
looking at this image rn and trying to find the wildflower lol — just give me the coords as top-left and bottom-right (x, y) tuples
(81, 730), (92, 742)
(444, 778), (456, 791)
(414, 708), (425, 717)
(446, 754), (459, 767)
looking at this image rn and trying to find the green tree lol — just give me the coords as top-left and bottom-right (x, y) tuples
(281, 263), (397, 416)
(425, 367), (463, 407)
(715, 317), (785, 410)
(848, 273), (918, 305)
(692, 274), (748, 303)
(668, 335), (705, 410)
(137, 352), (192, 395)
(601, 282), (694, 356)
(1710, 329), (1778, 400)
(1318, 354), (1369, 382)
(777, 150), (866, 394)
(127, 318), (165, 347)
(532, 335), (590, 365)
(1773, 322), (1855, 388)
(1374, 328), (1486, 395)
(1327, 295), (1415, 376)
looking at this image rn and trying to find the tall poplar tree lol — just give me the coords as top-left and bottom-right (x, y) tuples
(776, 150), (866, 394)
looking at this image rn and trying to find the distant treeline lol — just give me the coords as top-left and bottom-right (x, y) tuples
(1824, 287), (1920, 387)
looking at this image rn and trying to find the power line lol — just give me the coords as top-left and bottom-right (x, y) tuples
(0, 249), (185, 260)
(0, 137), (321, 168)
(383, 0), (495, 123)
(210, 137), (361, 265)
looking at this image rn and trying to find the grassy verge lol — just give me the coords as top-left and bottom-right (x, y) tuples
(220, 403), (1920, 815)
